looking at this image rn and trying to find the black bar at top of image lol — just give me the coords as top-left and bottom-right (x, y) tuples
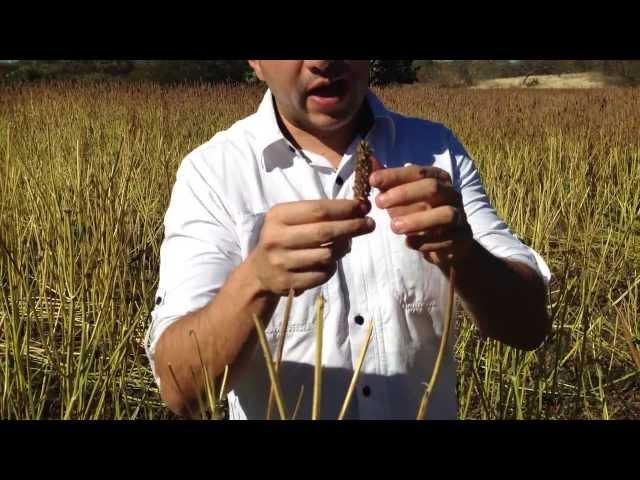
(1, 8), (639, 60)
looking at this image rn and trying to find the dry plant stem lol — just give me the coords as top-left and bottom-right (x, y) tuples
(312, 295), (324, 420)
(189, 330), (217, 416)
(266, 288), (294, 419)
(253, 314), (288, 420)
(219, 365), (229, 402)
(167, 363), (196, 419)
(617, 308), (640, 371)
(338, 319), (374, 420)
(291, 385), (305, 420)
(189, 367), (206, 419)
(470, 361), (496, 419)
(416, 266), (456, 420)
(276, 289), (296, 362)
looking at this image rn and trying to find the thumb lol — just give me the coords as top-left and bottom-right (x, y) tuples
(370, 153), (385, 173)
(368, 153), (385, 187)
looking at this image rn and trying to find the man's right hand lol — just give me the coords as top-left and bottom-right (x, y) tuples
(247, 199), (376, 296)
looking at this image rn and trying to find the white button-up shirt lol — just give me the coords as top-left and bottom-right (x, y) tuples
(146, 89), (551, 420)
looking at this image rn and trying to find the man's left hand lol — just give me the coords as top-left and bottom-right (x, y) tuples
(369, 162), (474, 269)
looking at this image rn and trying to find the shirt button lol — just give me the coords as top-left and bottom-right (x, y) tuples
(354, 315), (364, 325)
(362, 386), (371, 397)
(336, 175), (344, 186)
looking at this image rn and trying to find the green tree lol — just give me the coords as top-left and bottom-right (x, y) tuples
(130, 61), (251, 84)
(369, 60), (416, 85)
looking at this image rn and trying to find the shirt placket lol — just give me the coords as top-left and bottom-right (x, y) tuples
(335, 133), (392, 419)
(286, 132), (393, 419)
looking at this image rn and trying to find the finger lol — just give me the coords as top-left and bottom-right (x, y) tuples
(405, 229), (470, 253)
(282, 216), (376, 248)
(407, 237), (455, 253)
(290, 266), (337, 291)
(387, 202), (431, 220)
(284, 240), (350, 271)
(369, 165), (452, 192)
(390, 205), (461, 235)
(285, 248), (333, 271)
(329, 237), (352, 259)
(405, 230), (454, 251)
(376, 178), (461, 210)
(274, 199), (370, 226)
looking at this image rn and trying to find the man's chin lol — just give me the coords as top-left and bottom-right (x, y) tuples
(306, 111), (358, 135)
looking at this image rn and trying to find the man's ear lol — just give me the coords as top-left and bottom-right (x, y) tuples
(248, 60), (265, 81)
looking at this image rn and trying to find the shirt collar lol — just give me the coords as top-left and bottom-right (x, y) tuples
(254, 88), (396, 172)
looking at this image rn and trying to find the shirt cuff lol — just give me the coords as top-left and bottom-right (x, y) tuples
(503, 248), (552, 287)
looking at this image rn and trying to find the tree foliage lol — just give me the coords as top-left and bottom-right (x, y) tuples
(369, 60), (417, 85)
(3, 60), (639, 87)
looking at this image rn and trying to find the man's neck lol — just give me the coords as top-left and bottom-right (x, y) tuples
(274, 99), (374, 170)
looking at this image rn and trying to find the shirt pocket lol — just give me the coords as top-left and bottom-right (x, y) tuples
(368, 203), (441, 310)
(235, 211), (329, 337)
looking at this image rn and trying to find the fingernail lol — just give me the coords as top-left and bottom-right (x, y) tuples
(370, 173), (380, 185)
(392, 218), (405, 232)
(377, 193), (388, 207)
(359, 201), (371, 214)
(366, 217), (376, 229)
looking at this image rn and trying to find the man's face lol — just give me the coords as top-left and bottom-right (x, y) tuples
(248, 60), (370, 137)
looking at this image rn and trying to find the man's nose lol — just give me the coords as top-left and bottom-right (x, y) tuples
(306, 60), (348, 77)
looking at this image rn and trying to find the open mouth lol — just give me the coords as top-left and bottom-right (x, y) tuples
(307, 78), (349, 99)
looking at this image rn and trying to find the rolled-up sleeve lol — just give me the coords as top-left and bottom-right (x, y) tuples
(145, 148), (242, 384)
(449, 130), (552, 286)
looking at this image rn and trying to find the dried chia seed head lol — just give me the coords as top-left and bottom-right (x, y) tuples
(354, 140), (374, 200)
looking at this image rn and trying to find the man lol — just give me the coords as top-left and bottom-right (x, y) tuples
(145, 60), (552, 419)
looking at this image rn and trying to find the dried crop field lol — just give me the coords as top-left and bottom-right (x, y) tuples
(1, 82), (638, 419)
